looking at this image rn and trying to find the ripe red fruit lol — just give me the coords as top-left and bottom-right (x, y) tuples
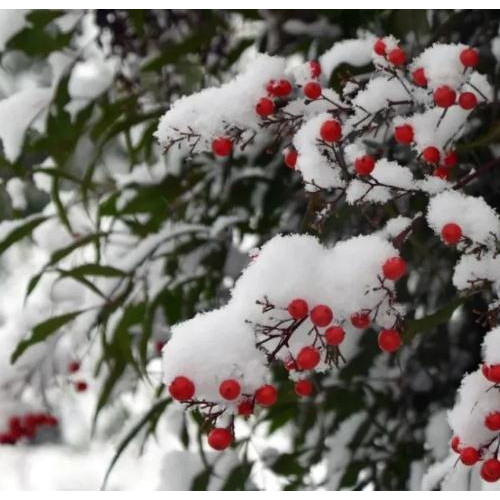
(256, 97), (275, 117)
(481, 458), (500, 482)
(373, 38), (386, 56)
(482, 363), (491, 380)
(68, 361), (80, 373)
(388, 47), (406, 66)
(288, 298), (309, 320)
(422, 146), (440, 164)
(238, 400), (253, 417)
(433, 86), (456, 108)
(351, 312), (371, 329)
(310, 305), (333, 327)
(460, 48), (479, 68)
(458, 92), (478, 110)
(296, 346), (321, 370)
(460, 446), (480, 466)
(219, 379), (241, 400)
(75, 381), (88, 393)
(354, 155), (376, 176)
(208, 428), (232, 450)
(394, 124), (414, 144)
(441, 223), (462, 245)
(284, 358), (298, 371)
(378, 329), (402, 353)
(320, 119), (342, 142)
(255, 384), (278, 407)
(303, 81), (322, 100)
(325, 326), (345, 346)
(487, 365), (500, 383)
(284, 149), (298, 169)
(294, 379), (313, 397)
(433, 167), (450, 180)
(267, 79), (292, 97)
(168, 376), (195, 401)
(485, 412), (500, 431)
(212, 137), (232, 157)
(309, 60), (321, 78)
(443, 151), (458, 168)
(412, 68), (427, 87)
(451, 436), (461, 453)
(382, 256), (407, 281)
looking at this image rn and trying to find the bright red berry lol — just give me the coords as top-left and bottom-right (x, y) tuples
(267, 79), (292, 97)
(460, 446), (480, 466)
(487, 365), (500, 383)
(433, 86), (456, 108)
(320, 119), (342, 142)
(382, 256), (407, 281)
(303, 81), (322, 100)
(168, 376), (195, 401)
(441, 223), (462, 245)
(284, 358), (298, 371)
(296, 346), (321, 371)
(354, 155), (376, 176)
(378, 329), (402, 353)
(284, 149), (298, 169)
(208, 428), (232, 450)
(212, 137), (233, 157)
(373, 38), (386, 56)
(460, 48), (479, 68)
(433, 167), (450, 180)
(310, 305), (333, 327)
(288, 298), (309, 320)
(219, 379), (241, 400)
(294, 379), (313, 397)
(443, 151), (458, 168)
(309, 60), (321, 78)
(458, 92), (478, 110)
(351, 312), (371, 329)
(388, 47), (406, 66)
(238, 400), (253, 417)
(325, 326), (345, 346)
(481, 458), (500, 482)
(451, 436), (461, 453)
(68, 361), (80, 373)
(255, 384), (278, 407)
(485, 412), (500, 431)
(422, 146), (440, 164)
(75, 381), (88, 393)
(412, 67), (427, 87)
(256, 97), (275, 117)
(394, 124), (414, 144)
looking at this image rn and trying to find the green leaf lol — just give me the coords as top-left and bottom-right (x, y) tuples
(0, 216), (48, 256)
(61, 263), (126, 278)
(222, 463), (253, 490)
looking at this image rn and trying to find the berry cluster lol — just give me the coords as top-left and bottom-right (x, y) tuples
(0, 412), (58, 445)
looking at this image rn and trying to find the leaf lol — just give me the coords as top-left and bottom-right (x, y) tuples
(61, 263), (126, 278)
(0, 216), (47, 257)
(222, 463), (253, 490)
(271, 453), (304, 477)
(192, 469), (212, 491)
(11, 310), (84, 363)
(48, 233), (108, 267)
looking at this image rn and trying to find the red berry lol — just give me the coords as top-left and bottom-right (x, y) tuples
(267, 79), (292, 97)
(44, 415), (58, 426)
(75, 381), (88, 393)
(212, 137), (233, 157)
(324, 326), (345, 346)
(303, 81), (322, 100)
(238, 400), (253, 417)
(458, 92), (478, 110)
(444, 151), (458, 168)
(412, 67), (427, 87)
(354, 155), (376, 176)
(433, 167), (450, 180)
(441, 223), (462, 245)
(382, 256), (407, 281)
(351, 312), (371, 329)
(256, 97), (275, 117)
(460, 446), (480, 466)
(488, 365), (500, 383)
(68, 361), (80, 373)
(482, 363), (491, 380)
(309, 60), (321, 78)
(296, 346), (321, 371)
(255, 384), (278, 407)
(208, 428), (232, 450)
(373, 38), (386, 56)
(433, 86), (456, 108)
(422, 146), (440, 164)
(485, 412), (500, 431)
(284, 149), (298, 169)
(288, 298), (309, 320)
(284, 358), (298, 371)
(320, 119), (342, 142)
(451, 436), (461, 453)
(481, 458), (500, 482)
(155, 340), (165, 355)
(388, 47), (406, 66)
(394, 124), (414, 144)
(294, 379), (313, 397)
(460, 48), (479, 68)
(378, 329), (402, 353)
(219, 379), (241, 400)
(168, 376), (195, 401)
(310, 304), (333, 327)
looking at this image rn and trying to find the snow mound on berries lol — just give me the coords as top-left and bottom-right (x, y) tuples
(452, 254), (500, 291)
(482, 327), (500, 365)
(319, 37), (375, 78)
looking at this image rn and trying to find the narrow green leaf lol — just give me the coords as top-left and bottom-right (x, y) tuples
(0, 216), (47, 257)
